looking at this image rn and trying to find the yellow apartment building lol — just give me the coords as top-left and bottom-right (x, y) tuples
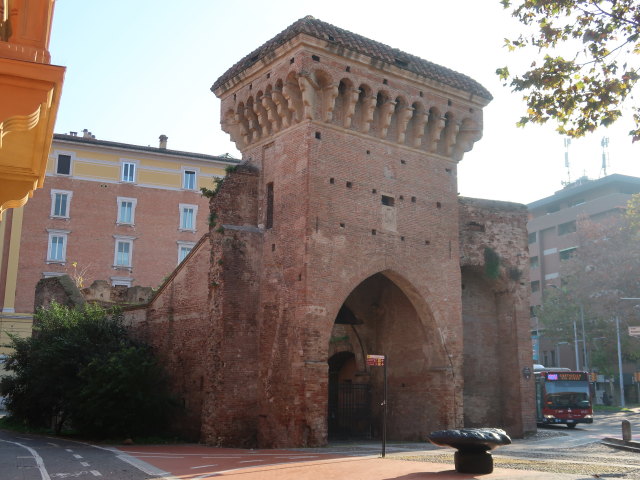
(0, 131), (238, 356)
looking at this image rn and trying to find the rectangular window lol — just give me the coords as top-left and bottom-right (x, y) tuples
(116, 197), (137, 225)
(529, 256), (539, 269)
(559, 247), (577, 260)
(183, 170), (196, 190)
(179, 204), (198, 231)
(46, 229), (69, 263)
(530, 280), (540, 293)
(56, 154), (71, 175)
(120, 201), (133, 223)
(114, 240), (132, 267)
(177, 242), (195, 263)
(121, 162), (136, 183)
(181, 207), (194, 230)
(50, 190), (72, 218)
(558, 220), (577, 235)
(266, 182), (274, 229)
(528, 232), (537, 244)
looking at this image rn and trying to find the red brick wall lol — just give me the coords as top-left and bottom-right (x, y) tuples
(126, 234), (213, 440)
(459, 197), (536, 436)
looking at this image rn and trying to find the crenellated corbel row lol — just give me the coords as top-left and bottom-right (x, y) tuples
(221, 67), (483, 161)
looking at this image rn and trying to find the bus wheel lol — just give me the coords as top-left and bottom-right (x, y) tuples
(567, 424), (576, 429)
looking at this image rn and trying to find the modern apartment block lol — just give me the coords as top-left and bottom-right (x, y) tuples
(527, 173), (640, 368)
(0, 131), (238, 354)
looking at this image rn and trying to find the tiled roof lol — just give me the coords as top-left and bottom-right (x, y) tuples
(53, 134), (240, 163)
(212, 16), (492, 100)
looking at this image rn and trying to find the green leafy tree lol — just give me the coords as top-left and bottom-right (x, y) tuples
(538, 200), (640, 375)
(498, 0), (640, 141)
(0, 302), (174, 437)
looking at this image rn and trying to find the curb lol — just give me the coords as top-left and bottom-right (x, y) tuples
(601, 437), (640, 453)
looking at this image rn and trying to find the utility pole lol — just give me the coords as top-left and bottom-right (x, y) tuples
(580, 304), (588, 371)
(616, 316), (625, 408)
(573, 320), (580, 370)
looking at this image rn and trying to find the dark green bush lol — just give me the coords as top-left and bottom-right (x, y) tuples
(0, 302), (174, 438)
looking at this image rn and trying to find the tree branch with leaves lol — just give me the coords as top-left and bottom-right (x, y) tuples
(498, 0), (640, 141)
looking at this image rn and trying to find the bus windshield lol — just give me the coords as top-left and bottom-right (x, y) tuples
(544, 380), (590, 408)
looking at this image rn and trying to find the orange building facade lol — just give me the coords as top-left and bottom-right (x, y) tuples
(0, 0), (65, 216)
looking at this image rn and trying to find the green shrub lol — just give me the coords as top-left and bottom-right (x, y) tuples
(0, 302), (174, 438)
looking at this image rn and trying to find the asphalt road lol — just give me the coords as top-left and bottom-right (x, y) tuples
(0, 430), (159, 480)
(0, 410), (637, 480)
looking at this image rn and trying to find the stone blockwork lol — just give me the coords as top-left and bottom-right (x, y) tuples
(33, 275), (153, 310)
(125, 16), (535, 447)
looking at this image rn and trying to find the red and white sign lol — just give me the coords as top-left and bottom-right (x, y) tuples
(367, 354), (385, 366)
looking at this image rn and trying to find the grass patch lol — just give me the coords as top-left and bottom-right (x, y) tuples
(593, 404), (638, 413)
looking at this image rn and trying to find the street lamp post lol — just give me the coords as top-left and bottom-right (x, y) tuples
(615, 316), (625, 408)
(573, 320), (580, 370)
(580, 304), (588, 371)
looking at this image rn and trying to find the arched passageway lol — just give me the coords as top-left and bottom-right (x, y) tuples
(327, 272), (452, 441)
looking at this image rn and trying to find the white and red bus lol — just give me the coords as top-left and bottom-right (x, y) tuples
(534, 367), (593, 428)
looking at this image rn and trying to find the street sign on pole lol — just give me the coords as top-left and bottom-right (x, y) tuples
(366, 354), (385, 366)
(367, 354), (387, 458)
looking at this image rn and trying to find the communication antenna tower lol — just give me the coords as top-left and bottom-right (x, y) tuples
(600, 137), (609, 177)
(564, 138), (572, 184)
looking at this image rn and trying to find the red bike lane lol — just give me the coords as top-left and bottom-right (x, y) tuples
(116, 444), (580, 479)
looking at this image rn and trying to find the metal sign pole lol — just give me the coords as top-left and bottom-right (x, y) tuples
(382, 355), (387, 458)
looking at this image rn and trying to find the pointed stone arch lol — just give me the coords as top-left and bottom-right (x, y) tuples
(318, 268), (459, 441)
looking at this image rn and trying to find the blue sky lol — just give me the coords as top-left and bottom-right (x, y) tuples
(49, 0), (640, 204)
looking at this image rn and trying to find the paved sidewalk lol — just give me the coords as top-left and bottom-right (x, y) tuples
(117, 444), (590, 479)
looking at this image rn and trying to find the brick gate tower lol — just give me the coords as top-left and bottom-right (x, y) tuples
(127, 16), (535, 448)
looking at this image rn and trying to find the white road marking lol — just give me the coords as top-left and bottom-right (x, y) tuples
(276, 455), (319, 459)
(80, 462), (89, 467)
(65, 449), (73, 453)
(115, 454), (172, 477)
(130, 455), (184, 459)
(0, 439), (51, 480)
(190, 464), (218, 469)
(47, 443), (59, 447)
(238, 459), (263, 463)
(90, 471), (101, 476)
(72, 454), (82, 459)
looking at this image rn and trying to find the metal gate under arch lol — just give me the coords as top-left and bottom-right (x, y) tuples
(328, 382), (372, 439)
